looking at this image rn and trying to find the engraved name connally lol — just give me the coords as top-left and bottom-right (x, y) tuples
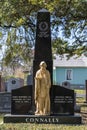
(25, 117), (59, 123)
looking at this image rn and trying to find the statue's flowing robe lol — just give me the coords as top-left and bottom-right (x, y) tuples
(35, 69), (51, 114)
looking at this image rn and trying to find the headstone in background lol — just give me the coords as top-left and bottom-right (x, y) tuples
(11, 86), (32, 115)
(0, 92), (11, 113)
(27, 74), (33, 85)
(7, 78), (24, 92)
(62, 81), (71, 89)
(18, 78), (24, 87)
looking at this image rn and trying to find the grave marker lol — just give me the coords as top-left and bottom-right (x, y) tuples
(4, 9), (81, 124)
(7, 78), (24, 92)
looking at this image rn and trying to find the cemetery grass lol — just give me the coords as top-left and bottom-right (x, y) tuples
(75, 89), (85, 104)
(75, 89), (85, 95)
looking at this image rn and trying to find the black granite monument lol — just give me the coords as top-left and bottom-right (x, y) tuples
(11, 86), (32, 115)
(4, 9), (81, 124)
(33, 9), (53, 83)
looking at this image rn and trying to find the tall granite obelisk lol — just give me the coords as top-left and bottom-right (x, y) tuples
(33, 9), (53, 83)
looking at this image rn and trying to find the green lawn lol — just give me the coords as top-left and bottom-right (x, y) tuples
(0, 123), (87, 130)
(74, 89), (86, 104)
(74, 89), (85, 95)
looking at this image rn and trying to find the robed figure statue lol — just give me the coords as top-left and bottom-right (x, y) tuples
(35, 61), (51, 115)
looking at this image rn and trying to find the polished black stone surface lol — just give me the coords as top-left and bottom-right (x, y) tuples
(11, 85), (74, 116)
(11, 86), (32, 115)
(51, 85), (74, 115)
(33, 9), (53, 83)
(4, 114), (81, 124)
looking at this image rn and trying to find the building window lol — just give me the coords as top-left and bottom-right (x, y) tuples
(66, 69), (73, 80)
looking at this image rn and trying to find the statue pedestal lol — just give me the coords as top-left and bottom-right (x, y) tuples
(4, 114), (81, 124)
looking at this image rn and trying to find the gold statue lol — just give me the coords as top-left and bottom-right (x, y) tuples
(35, 61), (51, 115)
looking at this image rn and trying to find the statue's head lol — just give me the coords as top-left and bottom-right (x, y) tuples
(39, 61), (47, 68)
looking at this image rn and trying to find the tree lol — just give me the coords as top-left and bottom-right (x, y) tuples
(0, 0), (87, 66)
(51, 0), (87, 56)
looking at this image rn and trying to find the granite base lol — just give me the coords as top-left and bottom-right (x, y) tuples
(4, 114), (82, 124)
